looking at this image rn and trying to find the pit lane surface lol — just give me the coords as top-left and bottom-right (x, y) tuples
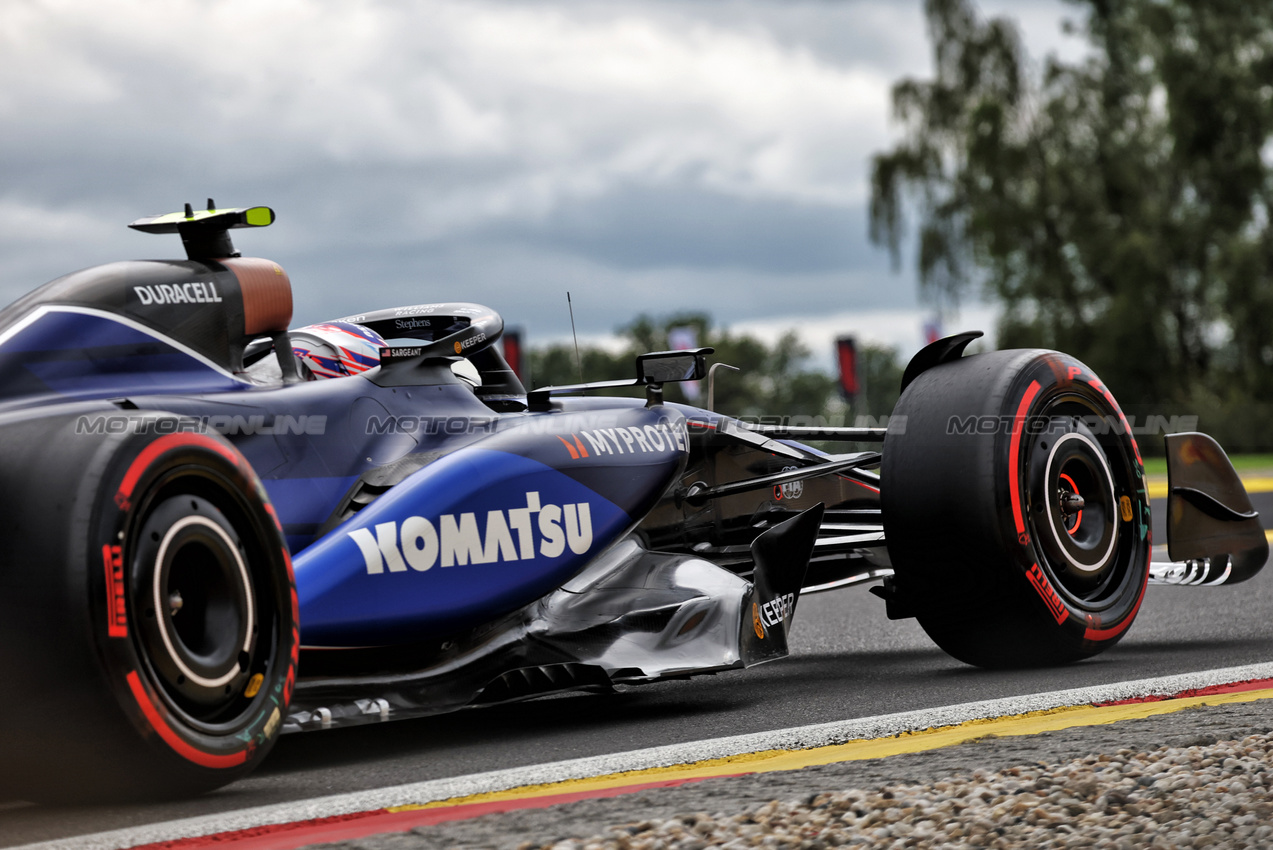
(3, 489), (1272, 847)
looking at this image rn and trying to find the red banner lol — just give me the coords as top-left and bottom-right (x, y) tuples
(836, 336), (858, 401)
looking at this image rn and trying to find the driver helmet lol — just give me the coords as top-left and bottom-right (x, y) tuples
(290, 321), (386, 379)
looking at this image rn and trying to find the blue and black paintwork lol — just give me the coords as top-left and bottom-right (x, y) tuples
(0, 208), (862, 744)
(1, 204), (1265, 800)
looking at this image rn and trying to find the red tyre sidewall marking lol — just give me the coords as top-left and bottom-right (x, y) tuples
(106, 430), (291, 770)
(1082, 567), (1147, 641)
(263, 501), (284, 534)
(1079, 514), (1149, 643)
(1026, 563), (1069, 625)
(1022, 365), (1150, 640)
(282, 548), (299, 706)
(1066, 367), (1150, 641)
(102, 543), (128, 638)
(115, 432), (246, 511)
(126, 671), (250, 769)
(1085, 375), (1144, 469)
(1008, 380), (1042, 545)
(1009, 379), (1070, 622)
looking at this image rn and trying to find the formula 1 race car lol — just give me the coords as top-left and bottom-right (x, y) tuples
(0, 205), (1266, 801)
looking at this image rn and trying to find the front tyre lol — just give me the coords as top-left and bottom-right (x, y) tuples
(882, 350), (1150, 667)
(0, 412), (297, 801)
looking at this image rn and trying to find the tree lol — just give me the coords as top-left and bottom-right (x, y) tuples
(852, 343), (907, 422)
(870, 0), (1273, 433)
(527, 313), (901, 422)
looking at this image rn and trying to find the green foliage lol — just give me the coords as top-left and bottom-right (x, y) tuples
(855, 344), (907, 421)
(870, 0), (1273, 447)
(527, 313), (903, 423)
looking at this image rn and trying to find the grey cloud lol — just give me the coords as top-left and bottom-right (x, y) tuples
(477, 185), (869, 274)
(0, 0), (1069, 347)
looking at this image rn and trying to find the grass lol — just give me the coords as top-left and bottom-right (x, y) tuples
(1141, 453), (1273, 477)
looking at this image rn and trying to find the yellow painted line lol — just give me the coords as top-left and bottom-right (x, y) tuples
(1147, 475), (1273, 499)
(389, 687), (1273, 813)
(1230, 475), (1273, 493)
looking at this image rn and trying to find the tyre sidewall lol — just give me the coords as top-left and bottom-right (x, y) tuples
(83, 420), (297, 792)
(883, 349), (1151, 665)
(992, 354), (1150, 648)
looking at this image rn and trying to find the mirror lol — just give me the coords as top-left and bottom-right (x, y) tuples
(636, 348), (713, 383)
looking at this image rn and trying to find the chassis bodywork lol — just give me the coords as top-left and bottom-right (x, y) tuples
(0, 205), (1265, 798)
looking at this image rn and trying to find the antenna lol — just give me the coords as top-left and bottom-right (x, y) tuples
(706, 362), (740, 412)
(567, 292), (585, 393)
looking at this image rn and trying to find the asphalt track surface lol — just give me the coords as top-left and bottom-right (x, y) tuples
(3, 488), (1272, 847)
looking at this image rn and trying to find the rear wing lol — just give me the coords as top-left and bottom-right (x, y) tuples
(129, 200), (275, 261)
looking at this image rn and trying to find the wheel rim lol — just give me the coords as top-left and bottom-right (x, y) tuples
(134, 494), (260, 722)
(1041, 431), (1117, 575)
(1025, 405), (1133, 606)
(153, 515), (255, 692)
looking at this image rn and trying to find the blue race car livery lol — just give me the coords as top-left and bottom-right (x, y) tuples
(0, 203), (1264, 801)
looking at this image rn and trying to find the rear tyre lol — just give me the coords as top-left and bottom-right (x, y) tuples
(0, 412), (297, 801)
(882, 350), (1150, 667)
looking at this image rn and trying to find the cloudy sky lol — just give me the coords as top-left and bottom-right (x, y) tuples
(1, 0), (1083, 369)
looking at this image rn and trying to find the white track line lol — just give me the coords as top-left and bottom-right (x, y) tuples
(21, 661), (1273, 850)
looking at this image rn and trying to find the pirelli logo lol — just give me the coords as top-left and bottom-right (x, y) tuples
(102, 544), (127, 637)
(1027, 563), (1068, 624)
